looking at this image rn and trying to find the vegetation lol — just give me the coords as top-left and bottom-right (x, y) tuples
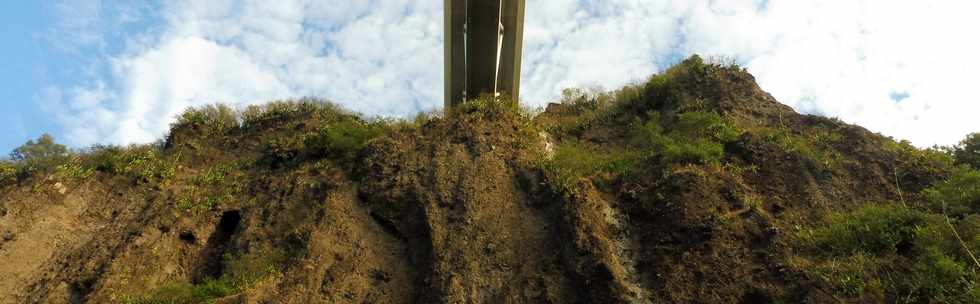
(797, 166), (980, 302)
(55, 156), (94, 180)
(121, 250), (285, 304)
(172, 104), (239, 136)
(953, 133), (980, 170)
(534, 56), (980, 302)
(177, 163), (240, 212)
(923, 166), (980, 217)
(258, 116), (385, 170)
(5, 55), (980, 302)
(0, 161), (15, 185)
(632, 111), (740, 165)
(8, 133), (69, 177)
(758, 127), (843, 168)
(882, 137), (955, 178)
(303, 119), (385, 163)
(10, 133), (68, 165)
(537, 142), (640, 195)
(538, 57), (742, 196)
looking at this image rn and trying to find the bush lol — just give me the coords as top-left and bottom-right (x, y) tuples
(120, 280), (234, 304)
(304, 119), (385, 163)
(800, 204), (924, 255)
(122, 250), (284, 304)
(882, 137), (954, 177)
(633, 111), (740, 165)
(241, 99), (346, 129)
(178, 164), (240, 212)
(173, 104), (239, 133)
(83, 145), (127, 174)
(797, 203), (980, 302)
(0, 161), (16, 184)
(9, 133), (69, 175)
(55, 156), (94, 180)
(954, 133), (980, 170)
(760, 128), (843, 168)
(922, 166), (980, 217)
(451, 96), (533, 124)
(538, 142), (640, 195)
(122, 148), (178, 184)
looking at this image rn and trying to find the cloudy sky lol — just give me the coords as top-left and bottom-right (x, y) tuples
(1, 0), (979, 153)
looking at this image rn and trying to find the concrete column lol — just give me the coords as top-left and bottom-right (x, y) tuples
(444, 0), (525, 109)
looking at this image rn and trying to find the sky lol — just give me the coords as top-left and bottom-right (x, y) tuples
(2, 0), (980, 154)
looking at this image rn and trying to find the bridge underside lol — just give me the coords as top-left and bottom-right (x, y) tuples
(445, 0), (525, 108)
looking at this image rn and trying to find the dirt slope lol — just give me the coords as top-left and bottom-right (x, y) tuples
(0, 56), (953, 303)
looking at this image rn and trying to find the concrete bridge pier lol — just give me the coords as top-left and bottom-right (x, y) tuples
(444, 0), (526, 108)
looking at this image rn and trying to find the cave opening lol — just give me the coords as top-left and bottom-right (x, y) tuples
(194, 210), (242, 282)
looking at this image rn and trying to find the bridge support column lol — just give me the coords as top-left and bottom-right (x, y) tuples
(444, 0), (525, 108)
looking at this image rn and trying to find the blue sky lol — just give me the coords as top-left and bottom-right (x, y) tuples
(0, 1), (163, 154)
(0, 2), (59, 155)
(2, 0), (980, 155)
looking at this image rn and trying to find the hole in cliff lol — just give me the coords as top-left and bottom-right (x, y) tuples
(194, 210), (241, 282)
(179, 231), (197, 244)
(740, 289), (772, 304)
(68, 278), (96, 304)
(369, 211), (406, 241)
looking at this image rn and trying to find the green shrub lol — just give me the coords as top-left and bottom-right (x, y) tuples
(538, 142), (640, 195)
(73, 144), (178, 184)
(55, 156), (94, 180)
(800, 204), (925, 255)
(122, 148), (178, 184)
(173, 104), (239, 133)
(954, 133), (980, 170)
(797, 203), (980, 302)
(451, 96), (533, 124)
(808, 253), (886, 297)
(241, 99), (346, 129)
(633, 111), (740, 165)
(923, 167), (980, 217)
(911, 247), (973, 301)
(882, 138), (954, 176)
(122, 250), (284, 304)
(0, 161), (16, 184)
(221, 250), (286, 289)
(83, 145), (127, 174)
(9, 133), (69, 176)
(760, 128), (843, 168)
(304, 119), (384, 163)
(120, 280), (233, 304)
(178, 164), (240, 212)
(261, 136), (305, 166)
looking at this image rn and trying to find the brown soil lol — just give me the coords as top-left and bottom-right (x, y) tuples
(0, 58), (948, 303)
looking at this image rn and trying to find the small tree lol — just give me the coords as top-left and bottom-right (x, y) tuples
(10, 133), (69, 172)
(953, 133), (980, 170)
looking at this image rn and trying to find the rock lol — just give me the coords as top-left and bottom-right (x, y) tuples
(54, 182), (67, 195)
(2, 231), (13, 241)
(0, 206), (6, 217)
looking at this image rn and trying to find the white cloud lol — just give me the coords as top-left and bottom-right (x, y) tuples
(46, 0), (106, 54)
(521, 0), (980, 147)
(47, 0), (980, 147)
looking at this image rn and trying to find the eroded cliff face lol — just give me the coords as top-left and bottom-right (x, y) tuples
(0, 56), (950, 303)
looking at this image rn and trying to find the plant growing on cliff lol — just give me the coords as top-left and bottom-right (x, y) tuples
(797, 198), (980, 302)
(633, 111), (740, 165)
(121, 250), (285, 304)
(9, 133), (69, 176)
(537, 142), (639, 195)
(0, 161), (16, 185)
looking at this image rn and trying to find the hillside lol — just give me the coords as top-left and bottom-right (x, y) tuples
(1, 56), (978, 303)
